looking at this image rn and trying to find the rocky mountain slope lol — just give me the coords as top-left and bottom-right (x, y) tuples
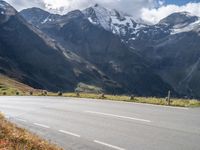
(20, 5), (174, 97)
(3, 1), (200, 97)
(0, 1), (122, 93)
(81, 5), (200, 98)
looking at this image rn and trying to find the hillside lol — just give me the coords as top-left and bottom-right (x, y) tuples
(0, 74), (39, 95)
(20, 6), (174, 97)
(0, 1), (121, 94)
(20, 4), (200, 98)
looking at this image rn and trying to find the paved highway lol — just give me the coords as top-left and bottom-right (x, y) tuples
(0, 96), (200, 150)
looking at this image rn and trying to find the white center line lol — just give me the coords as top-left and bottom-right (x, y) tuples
(94, 140), (126, 150)
(85, 111), (151, 123)
(34, 123), (50, 129)
(16, 118), (27, 122)
(59, 130), (81, 138)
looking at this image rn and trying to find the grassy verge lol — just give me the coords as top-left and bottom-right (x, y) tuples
(42, 92), (200, 107)
(0, 75), (42, 96)
(1, 88), (200, 107)
(60, 93), (200, 107)
(0, 113), (62, 150)
(1, 74), (200, 107)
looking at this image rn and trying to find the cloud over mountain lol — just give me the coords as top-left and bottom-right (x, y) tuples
(141, 2), (200, 24)
(5, 0), (200, 24)
(6, 0), (159, 16)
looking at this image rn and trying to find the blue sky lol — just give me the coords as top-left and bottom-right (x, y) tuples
(165, 0), (200, 5)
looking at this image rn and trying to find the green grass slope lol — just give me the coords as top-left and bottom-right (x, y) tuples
(0, 74), (40, 95)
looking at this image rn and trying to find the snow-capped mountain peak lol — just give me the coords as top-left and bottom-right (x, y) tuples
(158, 12), (200, 35)
(159, 12), (198, 27)
(171, 18), (200, 35)
(20, 5), (200, 45)
(82, 4), (145, 38)
(83, 4), (113, 30)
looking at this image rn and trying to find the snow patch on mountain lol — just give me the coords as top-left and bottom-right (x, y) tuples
(83, 4), (148, 42)
(84, 6), (132, 31)
(83, 4), (111, 30)
(88, 17), (97, 24)
(41, 15), (55, 24)
(83, 6), (200, 42)
(0, 1), (7, 15)
(20, 4), (200, 44)
(171, 19), (200, 34)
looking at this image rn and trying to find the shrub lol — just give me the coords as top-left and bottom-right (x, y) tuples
(43, 91), (48, 96)
(76, 92), (80, 97)
(16, 91), (19, 96)
(130, 95), (135, 100)
(100, 93), (105, 99)
(29, 91), (33, 95)
(58, 91), (63, 96)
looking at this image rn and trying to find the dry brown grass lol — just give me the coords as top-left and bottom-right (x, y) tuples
(0, 114), (62, 150)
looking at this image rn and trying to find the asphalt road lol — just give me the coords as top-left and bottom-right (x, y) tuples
(0, 96), (200, 150)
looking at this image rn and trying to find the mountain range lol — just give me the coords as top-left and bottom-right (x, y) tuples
(1, 1), (200, 98)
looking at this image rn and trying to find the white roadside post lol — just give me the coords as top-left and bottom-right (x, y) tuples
(168, 90), (171, 106)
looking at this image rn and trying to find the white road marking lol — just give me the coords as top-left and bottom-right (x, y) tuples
(130, 103), (189, 110)
(85, 111), (151, 123)
(0, 105), (16, 108)
(110, 100), (189, 110)
(34, 123), (50, 129)
(159, 105), (189, 110)
(16, 118), (27, 122)
(94, 140), (126, 150)
(70, 97), (189, 110)
(59, 130), (81, 138)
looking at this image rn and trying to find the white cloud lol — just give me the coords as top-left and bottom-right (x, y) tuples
(6, 0), (45, 10)
(43, 0), (158, 15)
(141, 2), (200, 24)
(5, 0), (160, 17)
(5, 0), (200, 25)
